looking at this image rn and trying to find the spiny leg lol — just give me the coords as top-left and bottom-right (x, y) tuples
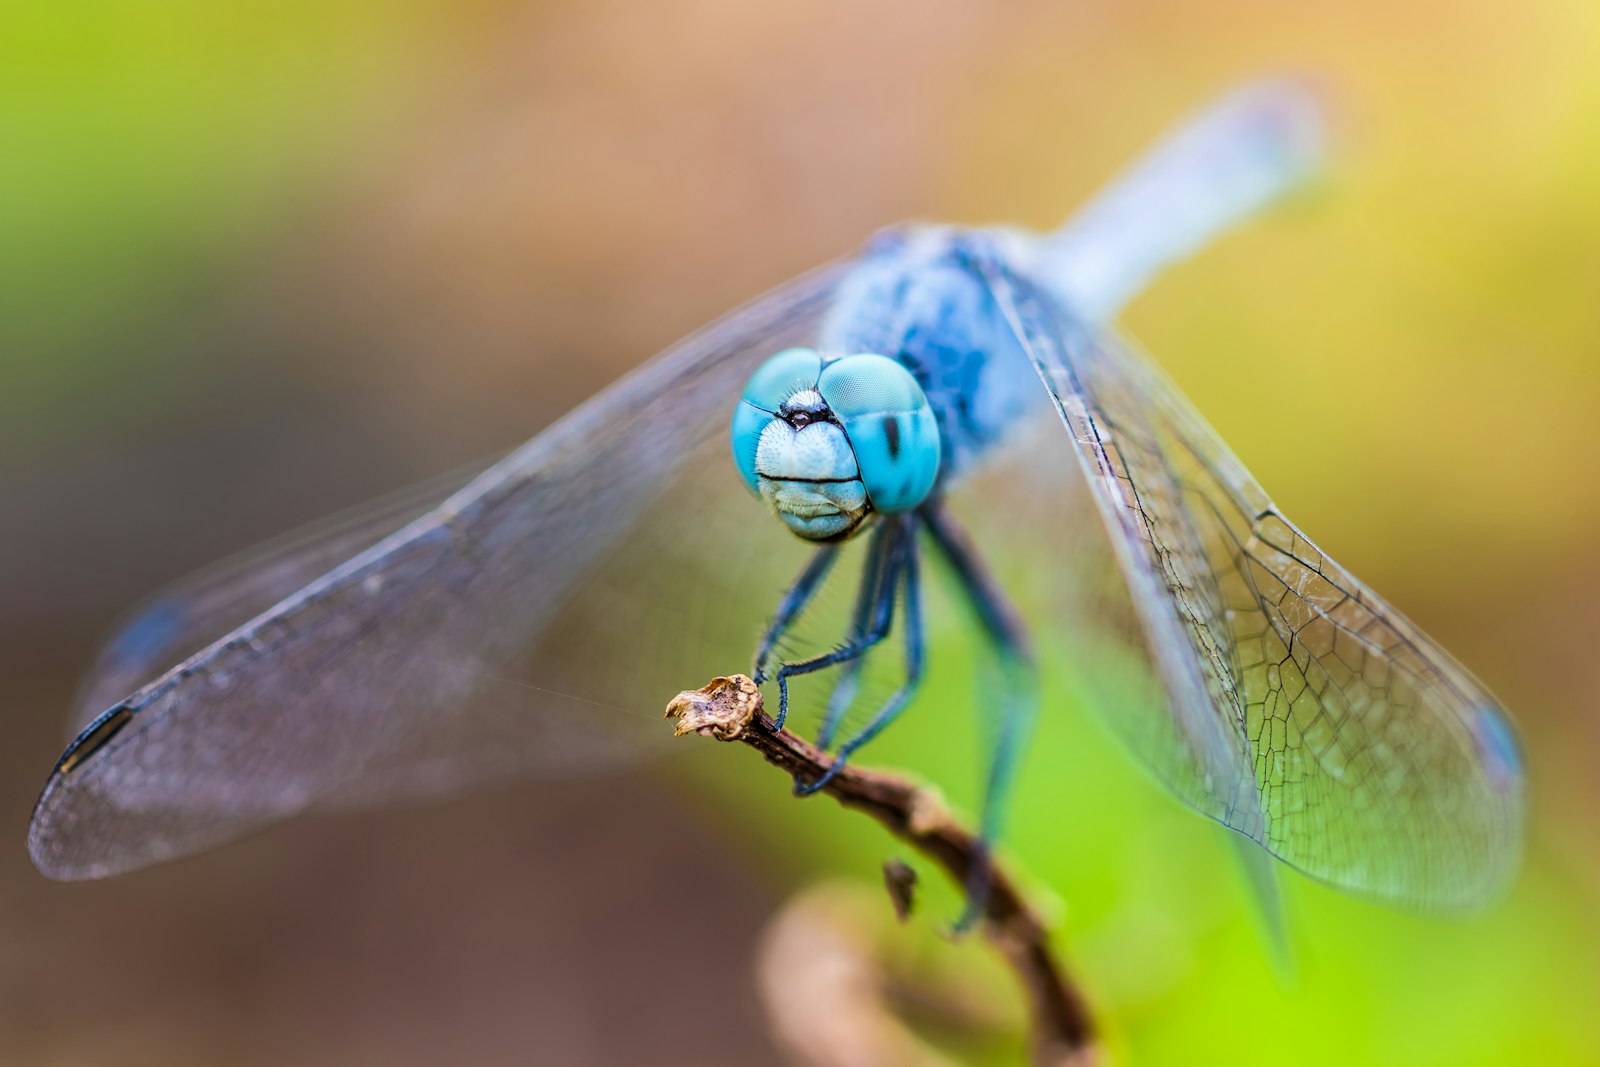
(753, 544), (840, 685)
(922, 501), (1038, 930)
(798, 516), (926, 796)
(816, 521), (891, 751)
(772, 522), (904, 730)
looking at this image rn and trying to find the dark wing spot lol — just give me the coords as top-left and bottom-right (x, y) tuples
(56, 705), (135, 775)
(882, 415), (901, 459)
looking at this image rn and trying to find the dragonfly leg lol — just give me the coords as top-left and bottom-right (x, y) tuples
(753, 544), (840, 685)
(772, 521), (906, 730)
(815, 521), (892, 751)
(796, 521), (924, 796)
(921, 502), (1038, 931)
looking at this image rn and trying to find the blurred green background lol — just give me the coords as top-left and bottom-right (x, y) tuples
(4, 1), (1599, 1064)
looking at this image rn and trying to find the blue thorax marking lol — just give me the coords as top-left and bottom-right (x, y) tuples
(819, 227), (1034, 486)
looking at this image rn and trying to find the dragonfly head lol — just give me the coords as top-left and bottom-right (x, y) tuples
(731, 347), (941, 542)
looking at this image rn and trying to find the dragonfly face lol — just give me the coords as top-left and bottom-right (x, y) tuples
(731, 347), (941, 542)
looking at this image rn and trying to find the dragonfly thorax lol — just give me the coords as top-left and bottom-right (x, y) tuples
(731, 348), (942, 542)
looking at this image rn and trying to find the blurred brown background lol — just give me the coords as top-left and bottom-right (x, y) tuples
(5, 1), (1599, 1063)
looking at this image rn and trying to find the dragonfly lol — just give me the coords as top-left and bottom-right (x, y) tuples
(30, 79), (1524, 914)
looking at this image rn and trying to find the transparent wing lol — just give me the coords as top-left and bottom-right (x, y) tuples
(30, 259), (851, 880)
(981, 257), (1525, 909)
(70, 464), (485, 730)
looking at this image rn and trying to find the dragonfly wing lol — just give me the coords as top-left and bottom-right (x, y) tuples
(981, 257), (1525, 909)
(31, 259), (851, 880)
(72, 464), (485, 730)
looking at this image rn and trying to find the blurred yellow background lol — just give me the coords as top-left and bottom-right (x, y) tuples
(3, 1), (1598, 1064)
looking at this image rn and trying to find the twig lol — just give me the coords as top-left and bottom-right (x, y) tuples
(665, 674), (1098, 1067)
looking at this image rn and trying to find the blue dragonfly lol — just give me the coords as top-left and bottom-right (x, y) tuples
(30, 80), (1523, 914)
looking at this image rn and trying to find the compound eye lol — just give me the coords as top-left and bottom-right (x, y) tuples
(817, 354), (941, 513)
(730, 347), (824, 494)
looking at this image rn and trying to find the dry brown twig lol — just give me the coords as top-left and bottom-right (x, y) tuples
(665, 674), (1098, 1067)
